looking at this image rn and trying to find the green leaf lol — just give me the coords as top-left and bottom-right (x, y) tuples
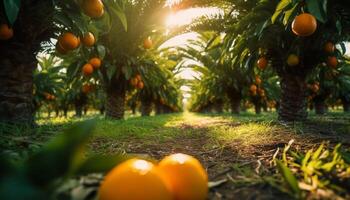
(307, 0), (327, 23)
(3, 0), (21, 25)
(106, 64), (117, 81)
(97, 45), (106, 59)
(276, 160), (301, 197)
(283, 4), (298, 25)
(108, 2), (127, 31)
(271, 0), (292, 24)
(25, 120), (96, 186)
(122, 65), (132, 80)
(76, 154), (129, 175)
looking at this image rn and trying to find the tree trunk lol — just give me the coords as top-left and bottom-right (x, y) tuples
(342, 98), (350, 113)
(75, 105), (82, 117)
(0, 51), (36, 124)
(314, 99), (327, 115)
(63, 108), (68, 118)
(254, 103), (262, 114)
(213, 101), (224, 113)
(141, 100), (152, 117)
(278, 75), (308, 122)
(105, 79), (126, 120)
(155, 104), (164, 115)
(228, 90), (241, 114)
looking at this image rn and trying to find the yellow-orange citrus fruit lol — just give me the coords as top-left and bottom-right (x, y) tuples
(89, 57), (101, 69)
(258, 89), (265, 97)
(82, 63), (94, 76)
(311, 84), (319, 93)
(98, 159), (172, 200)
(251, 90), (257, 96)
(137, 81), (144, 89)
(144, 37), (153, 49)
(0, 24), (13, 40)
(82, 32), (95, 47)
(324, 42), (335, 54)
(158, 153), (208, 200)
(82, 84), (91, 93)
(327, 56), (338, 68)
(82, 0), (104, 18)
(291, 13), (317, 37)
(257, 57), (267, 70)
(58, 32), (80, 50)
(250, 84), (257, 92)
(287, 54), (299, 67)
(255, 76), (262, 85)
(130, 78), (138, 87)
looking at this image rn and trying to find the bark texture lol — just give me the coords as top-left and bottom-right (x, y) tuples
(141, 100), (152, 116)
(341, 98), (350, 113)
(228, 90), (241, 114)
(278, 75), (308, 121)
(105, 77), (126, 120)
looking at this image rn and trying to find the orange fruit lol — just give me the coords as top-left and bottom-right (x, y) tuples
(158, 153), (208, 200)
(82, 84), (91, 93)
(257, 57), (267, 70)
(89, 57), (101, 69)
(82, 32), (95, 47)
(250, 84), (257, 92)
(327, 56), (338, 68)
(98, 159), (172, 200)
(324, 42), (335, 53)
(137, 81), (144, 89)
(82, 63), (94, 76)
(144, 37), (153, 49)
(258, 89), (265, 97)
(255, 76), (262, 85)
(130, 78), (138, 87)
(82, 0), (104, 18)
(291, 13), (317, 37)
(287, 54), (299, 67)
(58, 32), (80, 50)
(135, 74), (142, 81)
(56, 42), (68, 55)
(311, 84), (319, 93)
(0, 24), (13, 40)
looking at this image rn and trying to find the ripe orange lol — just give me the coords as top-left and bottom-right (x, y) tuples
(158, 153), (208, 200)
(250, 84), (257, 92)
(137, 81), (144, 89)
(0, 24), (13, 40)
(144, 37), (153, 49)
(58, 32), (80, 50)
(89, 57), (101, 69)
(291, 13), (317, 37)
(82, 84), (91, 93)
(82, 63), (94, 76)
(82, 32), (95, 47)
(324, 42), (335, 54)
(135, 74), (142, 81)
(82, 0), (104, 18)
(287, 54), (299, 67)
(258, 89), (265, 97)
(98, 159), (172, 200)
(130, 78), (138, 87)
(327, 56), (338, 68)
(311, 84), (319, 93)
(257, 57), (267, 70)
(255, 76), (262, 85)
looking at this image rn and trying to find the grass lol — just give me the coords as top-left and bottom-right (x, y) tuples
(1, 110), (350, 199)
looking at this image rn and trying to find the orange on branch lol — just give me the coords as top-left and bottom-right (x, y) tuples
(58, 32), (80, 50)
(137, 81), (144, 89)
(158, 153), (208, 200)
(82, 0), (104, 18)
(89, 57), (101, 69)
(98, 159), (172, 200)
(327, 56), (338, 68)
(0, 24), (13, 40)
(291, 13), (317, 37)
(324, 42), (335, 54)
(135, 74), (142, 81)
(255, 76), (262, 85)
(257, 57), (268, 70)
(82, 32), (95, 47)
(287, 54), (299, 67)
(250, 84), (257, 92)
(82, 63), (94, 76)
(144, 37), (153, 49)
(130, 78), (138, 87)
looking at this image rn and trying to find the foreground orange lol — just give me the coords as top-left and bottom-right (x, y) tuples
(158, 153), (208, 200)
(82, 63), (94, 76)
(82, 0), (104, 18)
(82, 32), (96, 47)
(89, 57), (101, 69)
(292, 13), (317, 36)
(99, 159), (173, 200)
(58, 32), (80, 50)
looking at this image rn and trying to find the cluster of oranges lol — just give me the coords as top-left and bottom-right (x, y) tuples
(44, 92), (56, 101)
(99, 153), (208, 200)
(56, 31), (96, 55)
(82, 57), (102, 76)
(323, 42), (338, 69)
(130, 74), (144, 89)
(250, 76), (265, 97)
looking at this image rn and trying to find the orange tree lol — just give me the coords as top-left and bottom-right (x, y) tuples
(222, 0), (350, 121)
(0, 0), (56, 124)
(183, 32), (255, 114)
